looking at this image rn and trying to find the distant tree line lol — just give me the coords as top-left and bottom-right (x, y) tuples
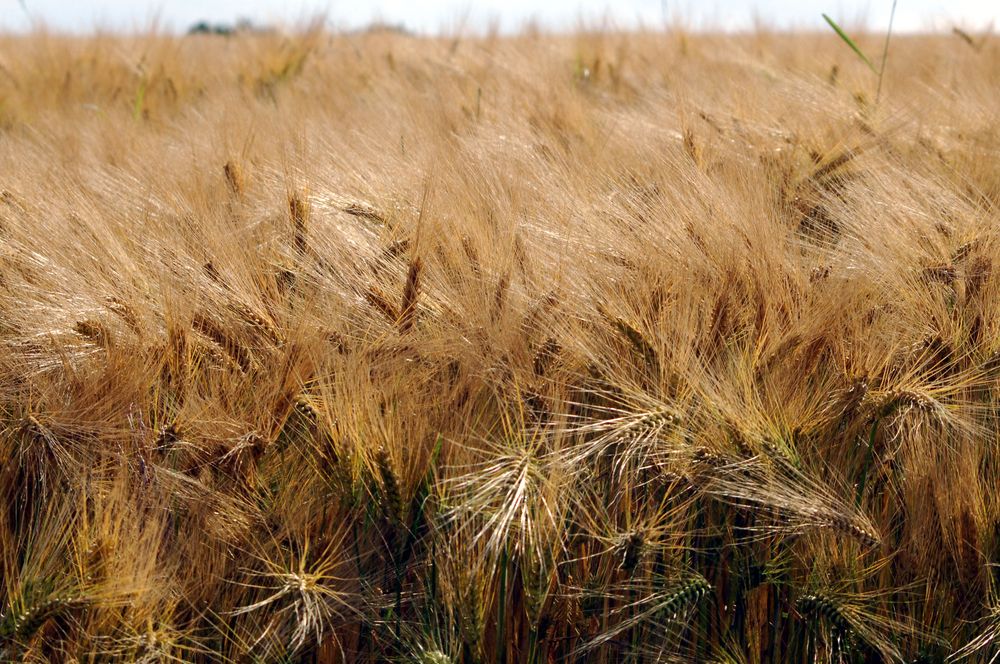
(187, 19), (415, 37)
(186, 19), (270, 36)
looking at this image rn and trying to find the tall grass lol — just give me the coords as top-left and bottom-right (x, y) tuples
(0, 22), (998, 662)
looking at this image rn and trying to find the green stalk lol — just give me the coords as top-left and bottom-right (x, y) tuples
(875, 0), (899, 104)
(767, 585), (781, 663)
(527, 626), (539, 664)
(497, 546), (508, 664)
(855, 418), (880, 507)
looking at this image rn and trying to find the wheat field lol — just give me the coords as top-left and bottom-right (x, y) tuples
(0, 23), (998, 663)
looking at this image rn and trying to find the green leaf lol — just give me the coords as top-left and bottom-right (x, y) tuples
(822, 14), (877, 73)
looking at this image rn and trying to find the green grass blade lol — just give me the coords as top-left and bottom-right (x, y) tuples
(822, 14), (877, 73)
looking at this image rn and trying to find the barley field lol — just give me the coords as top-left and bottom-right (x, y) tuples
(0, 24), (999, 663)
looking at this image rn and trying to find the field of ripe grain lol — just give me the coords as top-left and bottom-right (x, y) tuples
(0, 25), (999, 662)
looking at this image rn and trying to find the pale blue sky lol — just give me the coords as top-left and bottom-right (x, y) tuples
(0, 0), (995, 33)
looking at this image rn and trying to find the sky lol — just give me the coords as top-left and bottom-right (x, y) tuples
(0, 0), (995, 34)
